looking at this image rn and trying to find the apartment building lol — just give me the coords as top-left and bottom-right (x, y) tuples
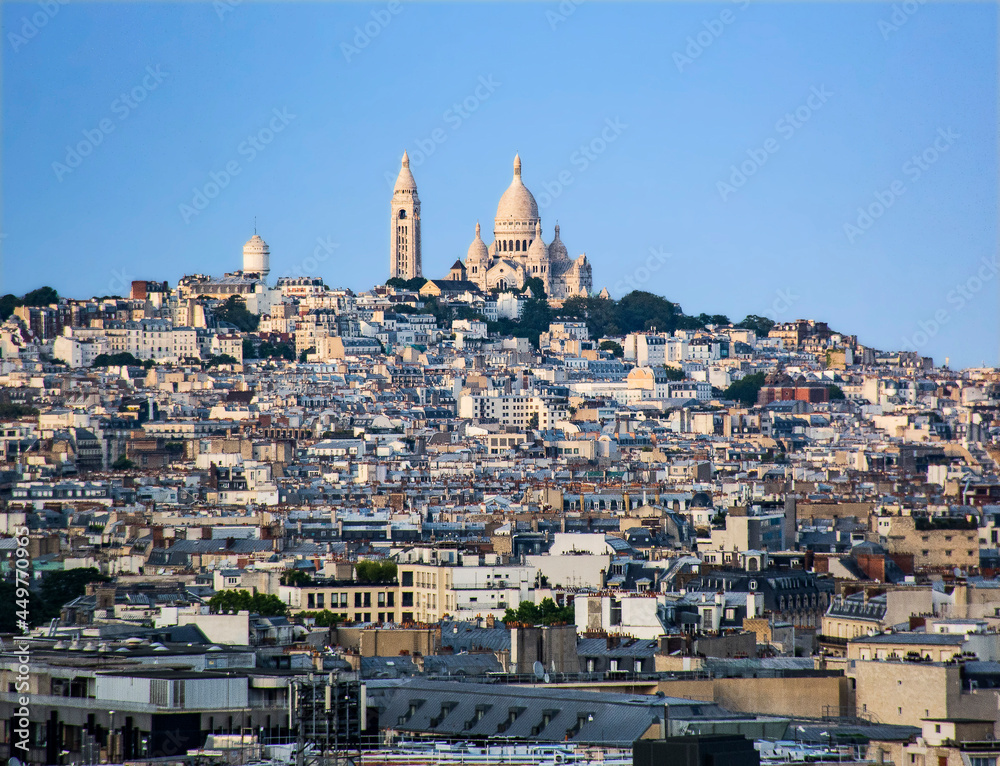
(280, 579), (400, 624)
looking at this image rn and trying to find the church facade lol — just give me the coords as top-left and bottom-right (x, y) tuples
(389, 153), (592, 300)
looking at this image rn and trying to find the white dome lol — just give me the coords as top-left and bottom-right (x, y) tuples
(495, 154), (539, 222)
(526, 222), (547, 259)
(467, 222), (489, 262)
(547, 224), (569, 261)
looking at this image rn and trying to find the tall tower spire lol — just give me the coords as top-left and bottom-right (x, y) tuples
(390, 151), (422, 280)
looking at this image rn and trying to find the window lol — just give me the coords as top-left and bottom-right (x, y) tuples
(316, 594), (325, 608)
(388, 592), (395, 607)
(355, 593), (362, 607)
(402, 592), (414, 607)
(402, 571), (413, 587)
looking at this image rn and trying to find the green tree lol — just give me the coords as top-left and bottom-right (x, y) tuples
(214, 296), (259, 332)
(616, 291), (680, 334)
(0, 294), (22, 320)
(0, 402), (39, 420)
(205, 354), (238, 367)
(208, 589), (289, 617)
(828, 384), (846, 400)
(22, 286), (59, 306)
(355, 560), (397, 583)
(696, 313), (730, 327)
(111, 455), (135, 470)
(736, 314), (776, 336)
(295, 609), (343, 627)
(281, 569), (313, 586)
(502, 598), (574, 626)
(299, 346), (315, 362)
(724, 372), (766, 406)
(513, 296), (553, 348)
(523, 277), (547, 299)
(662, 365), (685, 381)
(92, 352), (144, 368)
(386, 277), (428, 291)
(527, 413), (539, 430)
(599, 340), (624, 358)
(37, 568), (110, 621)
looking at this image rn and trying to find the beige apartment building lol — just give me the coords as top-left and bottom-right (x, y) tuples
(398, 563), (453, 624)
(279, 580), (400, 624)
(875, 514), (979, 569)
(848, 659), (1000, 732)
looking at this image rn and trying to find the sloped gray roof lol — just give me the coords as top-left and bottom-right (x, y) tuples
(369, 678), (744, 745)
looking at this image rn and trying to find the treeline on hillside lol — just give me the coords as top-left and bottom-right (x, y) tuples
(0, 286), (60, 320)
(486, 292), (777, 349)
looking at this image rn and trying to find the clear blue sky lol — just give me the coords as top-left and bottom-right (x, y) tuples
(3, 1), (996, 368)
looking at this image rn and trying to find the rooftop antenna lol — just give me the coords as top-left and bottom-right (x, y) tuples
(253, 216), (257, 235)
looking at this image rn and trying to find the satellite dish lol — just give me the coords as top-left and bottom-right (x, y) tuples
(533, 661), (545, 680)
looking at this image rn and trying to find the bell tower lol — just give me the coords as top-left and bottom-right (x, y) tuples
(390, 151), (422, 280)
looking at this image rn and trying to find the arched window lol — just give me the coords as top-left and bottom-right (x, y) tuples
(515, 240), (520, 252)
(398, 210), (407, 219)
(508, 240), (514, 252)
(523, 240), (527, 251)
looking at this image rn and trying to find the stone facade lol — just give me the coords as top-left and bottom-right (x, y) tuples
(464, 154), (592, 300)
(390, 151), (422, 280)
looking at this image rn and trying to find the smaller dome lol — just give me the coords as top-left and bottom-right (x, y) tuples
(467, 222), (489, 262)
(527, 222), (547, 260)
(243, 234), (268, 253)
(394, 151), (417, 193)
(548, 224), (569, 261)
